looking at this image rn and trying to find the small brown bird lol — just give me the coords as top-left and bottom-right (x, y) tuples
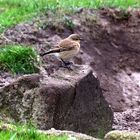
(40, 34), (81, 67)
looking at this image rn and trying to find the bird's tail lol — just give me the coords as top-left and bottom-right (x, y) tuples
(40, 48), (61, 56)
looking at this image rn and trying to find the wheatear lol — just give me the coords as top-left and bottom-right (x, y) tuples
(40, 34), (81, 68)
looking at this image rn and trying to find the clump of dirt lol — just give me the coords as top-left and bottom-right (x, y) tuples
(0, 8), (140, 132)
(0, 71), (17, 87)
(113, 107), (140, 132)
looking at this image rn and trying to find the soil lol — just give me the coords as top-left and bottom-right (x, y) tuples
(0, 8), (140, 132)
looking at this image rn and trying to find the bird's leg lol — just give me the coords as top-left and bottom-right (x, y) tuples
(61, 59), (73, 66)
(60, 59), (73, 69)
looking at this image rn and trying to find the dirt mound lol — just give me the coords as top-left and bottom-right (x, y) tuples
(72, 9), (140, 112)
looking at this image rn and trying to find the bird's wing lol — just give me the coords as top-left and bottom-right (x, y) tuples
(59, 39), (77, 52)
(40, 48), (61, 56)
(40, 39), (78, 56)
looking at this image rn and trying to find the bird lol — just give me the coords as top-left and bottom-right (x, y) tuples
(40, 34), (81, 68)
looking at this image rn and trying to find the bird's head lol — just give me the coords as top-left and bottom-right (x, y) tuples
(68, 34), (82, 42)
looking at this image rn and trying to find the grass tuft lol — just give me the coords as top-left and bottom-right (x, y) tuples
(0, 45), (40, 74)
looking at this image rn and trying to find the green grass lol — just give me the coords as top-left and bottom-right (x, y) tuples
(54, 0), (140, 9)
(0, 45), (39, 74)
(0, 123), (68, 140)
(0, 0), (140, 32)
(0, 0), (47, 32)
(0, 130), (67, 140)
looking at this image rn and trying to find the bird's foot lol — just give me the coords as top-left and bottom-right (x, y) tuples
(59, 60), (73, 70)
(64, 61), (73, 66)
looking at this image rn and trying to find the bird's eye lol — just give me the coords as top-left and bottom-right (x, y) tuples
(75, 38), (79, 40)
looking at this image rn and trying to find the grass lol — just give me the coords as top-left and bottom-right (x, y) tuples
(0, 45), (39, 74)
(0, 123), (68, 140)
(0, 0), (46, 32)
(0, 130), (67, 140)
(0, 0), (140, 32)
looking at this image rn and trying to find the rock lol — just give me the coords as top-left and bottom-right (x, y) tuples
(0, 65), (113, 137)
(104, 130), (140, 140)
(0, 123), (16, 131)
(39, 128), (101, 140)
